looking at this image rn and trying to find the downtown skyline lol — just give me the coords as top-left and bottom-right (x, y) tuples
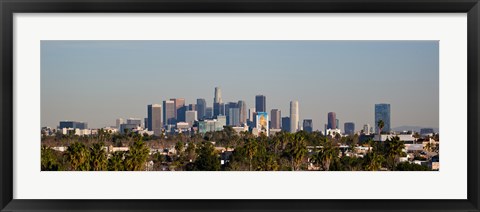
(41, 40), (439, 130)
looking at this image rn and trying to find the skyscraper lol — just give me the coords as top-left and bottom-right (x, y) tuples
(327, 112), (337, 129)
(163, 100), (176, 125)
(363, 124), (371, 135)
(375, 103), (391, 133)
(344, 122), (355, 135)
(238, 100), (247, 125)
(270, 109), (281, 129)
(290, 100), (299, 133)
(115, 118), (125, 129)
(214, 87), (222, 104)
(248, 108), (256, 122)
(282, 117), (291, 132)
(147, 104), (163, 136)
(196, 98), (207, 120)
(225, 102), (238, 124)
(185, 110), (198, 127)
(214, 102), (225, 116)
(205, 107), (213, 119)
(228, 108), (240, 126)
(171, 98), (186, 122)
(188, 104), (196, 111)
(255, 95), (266, 112)
(303, 119), (313, 133)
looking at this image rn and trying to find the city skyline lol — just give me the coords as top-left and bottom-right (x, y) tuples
(41, 40), (439, 130)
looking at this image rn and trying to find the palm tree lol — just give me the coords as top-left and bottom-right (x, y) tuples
(284, 133), (307, 171)
(385, 136), (405, 170)
(108, 151), (125, 171)
(363, 151), (384, 171)
(317, 137), (339, 171)
(65, 142), (90, 171)
(124, 139), (150, 171)
(244, 138), (258, 171)
(90, 142), (107, 171)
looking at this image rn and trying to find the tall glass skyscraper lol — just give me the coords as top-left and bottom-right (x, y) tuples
(238, 100), (247, 125)
(375, 103), (391, 133)
(196, 98), (207, 120)
(290, 100), (299, 133)
(255, 95), (266, 112)
(163, 100), (176, 125)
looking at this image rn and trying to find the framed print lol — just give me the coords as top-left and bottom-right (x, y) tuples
(1, 0), (479, 211)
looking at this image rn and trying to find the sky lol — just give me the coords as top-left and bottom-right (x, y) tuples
(41, 40), (439, 131)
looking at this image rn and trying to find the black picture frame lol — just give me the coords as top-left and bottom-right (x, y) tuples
(1, 0), (479, 211)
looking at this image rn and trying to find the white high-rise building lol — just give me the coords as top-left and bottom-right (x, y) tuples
(248, 108), (256, 122)
(116, 118), (125, 129)
(214, 87), (222, 104)
(363, 124), (371, 135)
(290, 100), (299, 133)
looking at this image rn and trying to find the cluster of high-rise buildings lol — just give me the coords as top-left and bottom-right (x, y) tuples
(51, 87), (395, 137)
(111, 87), (392, 137)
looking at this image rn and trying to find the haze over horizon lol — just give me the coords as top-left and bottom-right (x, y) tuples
(41, 40), (439, 131)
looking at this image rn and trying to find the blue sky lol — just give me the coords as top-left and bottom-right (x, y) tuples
(41, 40), (439, 130)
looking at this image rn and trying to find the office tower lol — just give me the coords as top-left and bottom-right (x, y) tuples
(144, 118), (148, 130)
(255, 95), (266, 112)
(115, 118), (125, 129)
(282, 117), (291, 132)
(228, 108), (240, 126)
(225, 102), (238, 124)
(205, 107), (213, 119)
(336, 119), (339, 129)
(238, 100), (247, 125)
(270, 109), (281, 129)
(196, 98), (207, 120)
(163, 100), (176, 125)
(126, 118), (142, 127)
(214, 87), (222, 104)
(188, 104), (196, 111)
(290, 100), (299, 133)
(375, 103), (391, 133)
(303, 119), (313, 133)
(248, 108), (256, 122)
(171, 98), (186, 122)
(327, 112), (337, 129)
(59, 121), (88, 130)
(185, 110), (198, 127)
(363, 124), (371, 135)
(344, 122), (355, 135)
(147, 104), (162, 136)
(214, 102), (225, 116)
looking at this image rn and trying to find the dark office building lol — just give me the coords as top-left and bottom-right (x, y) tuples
(344, 122), (355, 135)
(196, 98), (207, 120)
(282, 117), (291, 132)
(303, 119), (313, 133)
(59, 121), (88, 130)
(255, 95), (266, 113)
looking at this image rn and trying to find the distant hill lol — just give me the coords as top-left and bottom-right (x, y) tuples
(392, 126), (439, 133)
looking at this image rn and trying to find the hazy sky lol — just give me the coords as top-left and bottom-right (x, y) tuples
(41, 40), (439, 130)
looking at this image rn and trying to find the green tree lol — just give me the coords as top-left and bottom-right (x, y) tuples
(244, 138), (258, 171)
(385, 136), (405, 170)
(108, 151), (125, 171)
(41, 146), (60, 171)
(175, 141), (185, 156)
(124, 139), (150, 171)
(65, 142), (91, 171)
(193, 142), (220, 171)
(396, 162), (430, 171)
(317, 138), (339, 171)
(90, 142), (107, 171)
(284, 133), (307, 171)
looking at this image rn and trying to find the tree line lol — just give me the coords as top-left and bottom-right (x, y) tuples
(41, 126), (431, 171)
